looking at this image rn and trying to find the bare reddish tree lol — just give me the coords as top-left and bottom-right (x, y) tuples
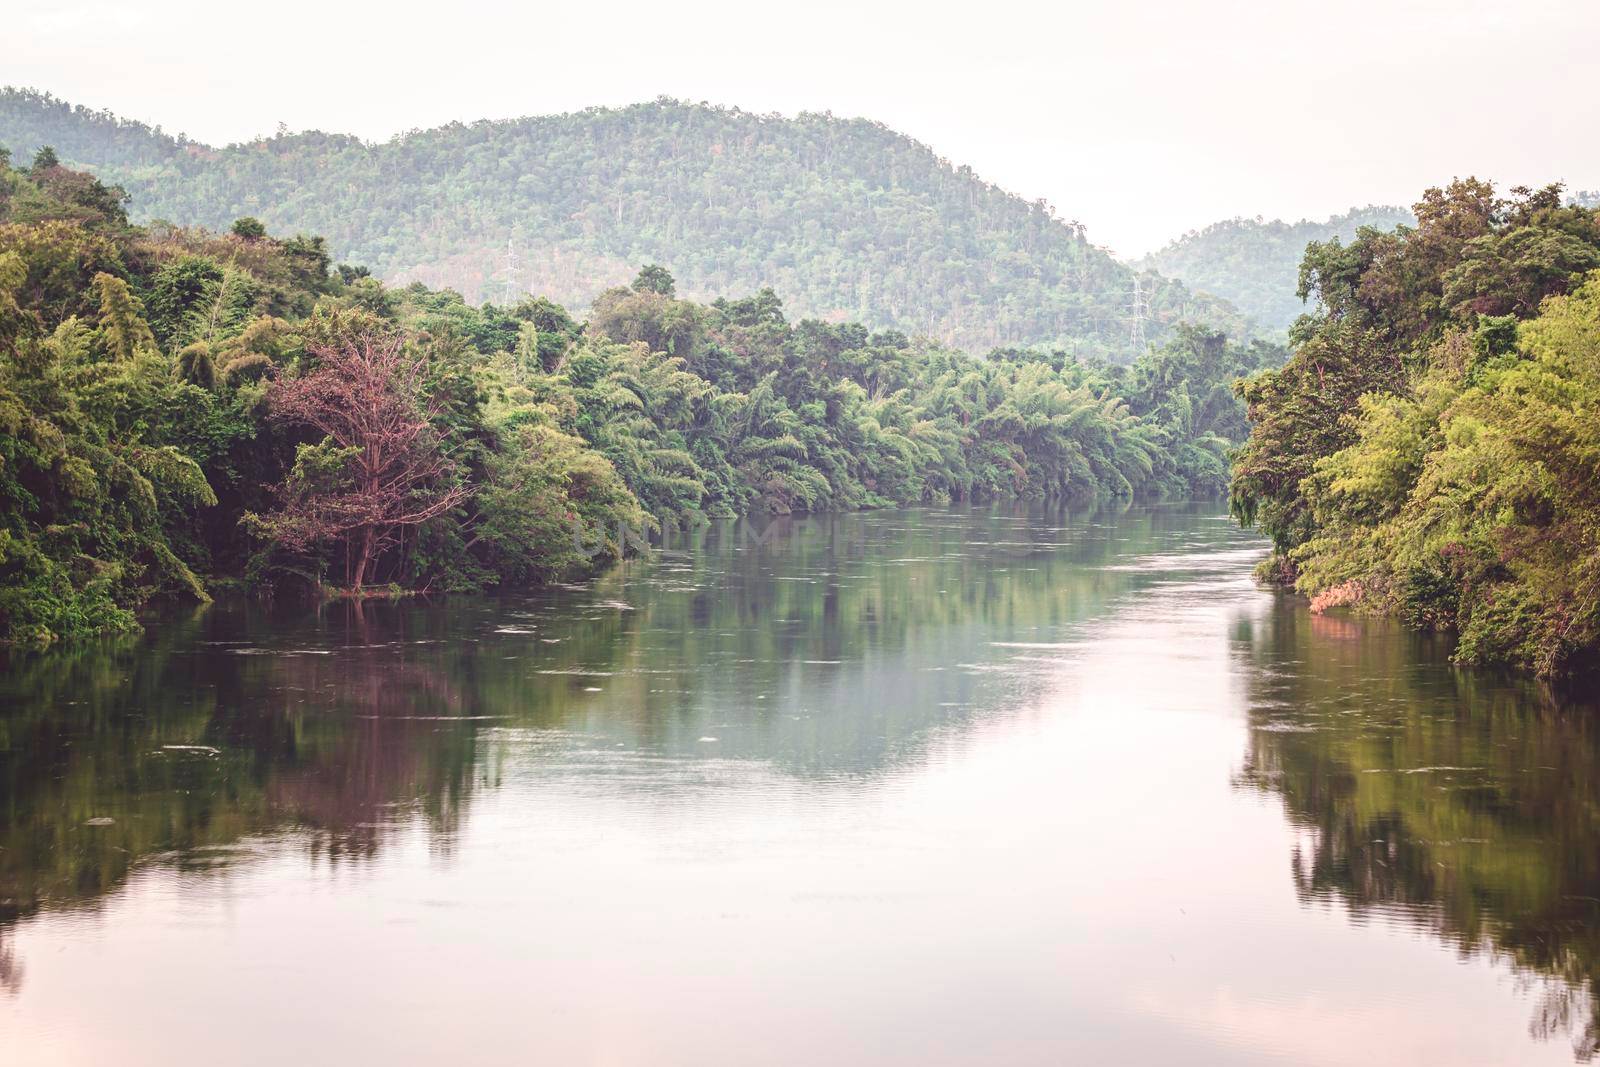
(260, 331), (466, 591)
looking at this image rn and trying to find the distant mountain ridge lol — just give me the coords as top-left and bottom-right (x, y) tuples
(0, 87), (1244, 359)
(1141, 206), (1415, 333)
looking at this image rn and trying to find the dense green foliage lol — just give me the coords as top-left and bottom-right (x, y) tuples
(0, 151), (1272, 643)
(1142, 206), (1414, 332)
(0, 88), (1244, 358)
(1231, 179), (1600, 678)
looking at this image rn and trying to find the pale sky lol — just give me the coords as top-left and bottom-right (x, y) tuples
(11, 0), (1597, 255)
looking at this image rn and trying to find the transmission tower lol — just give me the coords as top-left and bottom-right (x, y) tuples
(496, 235), (522, 306)
(1127, 274), (1150, 354)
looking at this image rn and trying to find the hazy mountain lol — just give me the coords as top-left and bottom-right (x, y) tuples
(0, 87), (1244, 360)
(1141, 206), (1414, 332)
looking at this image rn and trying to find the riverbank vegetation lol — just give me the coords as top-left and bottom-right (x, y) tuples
(0, 150), (1276, 643)
(1231, 180), (1600, 679)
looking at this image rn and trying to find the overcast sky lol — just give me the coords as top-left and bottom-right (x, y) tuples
(12, 0), (1596, 255)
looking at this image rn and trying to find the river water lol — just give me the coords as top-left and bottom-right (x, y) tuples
(1, 502), (1596, 1065)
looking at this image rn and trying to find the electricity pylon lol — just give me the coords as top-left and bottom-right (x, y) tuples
(496, 235), (522, 307)
(1127, 274), (1150, 354)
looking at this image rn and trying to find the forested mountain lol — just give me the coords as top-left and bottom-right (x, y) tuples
(0, 151), (1276, 643)
(1143, 206), (1414, 332)
(1231, 179), (1600, 679)
(0, 87), (1243, 359)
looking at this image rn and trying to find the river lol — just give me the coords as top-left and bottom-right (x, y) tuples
(1, 502), (1596, 1065)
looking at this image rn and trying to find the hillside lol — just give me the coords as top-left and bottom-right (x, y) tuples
(1142, 206), (1414, 333)
(0, 87), (1242, 359)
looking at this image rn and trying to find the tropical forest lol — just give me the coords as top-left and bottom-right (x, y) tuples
(0, 140), (1276, 644)
(3, 22), (1600, 1063)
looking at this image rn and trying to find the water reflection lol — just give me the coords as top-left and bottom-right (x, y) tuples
(1232, 608), (1600, 1060)
(2, 502), (1597, 1065)
(0, 505), (1191, 935)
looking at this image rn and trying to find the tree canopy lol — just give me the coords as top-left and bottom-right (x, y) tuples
(1231, 180), (1600, 679)
(0, 88), (1244, 360)
(0, 152), (1273, 644)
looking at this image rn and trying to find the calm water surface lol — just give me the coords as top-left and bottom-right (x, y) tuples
(2, 503), (1597, 1065)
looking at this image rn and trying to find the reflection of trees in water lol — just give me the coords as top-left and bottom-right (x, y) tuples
(0, 928), (21, 995)
(1533, 983), (1600, 1064)
(0, 603), (483, 929)
(1232, 607), (1600, 1061)
(522, 504), (1192, 773)
(0, 502), (1228, 983)
(261, 647), (480, 857)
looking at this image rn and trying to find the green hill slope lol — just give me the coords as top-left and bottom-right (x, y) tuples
(0, 87), (1241, 360)
(1142, 206), (1414, 333)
